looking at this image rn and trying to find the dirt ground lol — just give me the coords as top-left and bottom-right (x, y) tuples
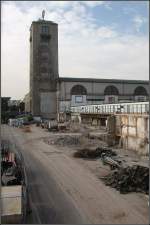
(2, 124), (149, 224)
(42, 125), (149, 222)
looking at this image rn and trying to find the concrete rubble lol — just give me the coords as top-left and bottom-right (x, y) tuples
(43, 135), (81, 146)
(101, 165), (149, 194)
(101, 154), (122, 169)
(73, 147), (117, 159)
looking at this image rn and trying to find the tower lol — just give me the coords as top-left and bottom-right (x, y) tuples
(29, 18), (59, 119)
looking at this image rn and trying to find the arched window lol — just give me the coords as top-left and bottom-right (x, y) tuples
(134, 86), (148, 96)
(104, 85), (119, 95)
(71, 85), (87, 95)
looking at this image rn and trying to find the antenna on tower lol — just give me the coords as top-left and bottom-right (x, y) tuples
(42, 10), (45, 20)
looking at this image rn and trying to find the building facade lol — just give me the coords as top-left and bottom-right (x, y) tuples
(29, 19), (149, 119)
(23, 93), (30, 112)
(8, 100), (21, 107)
(30, 19), (58, 119)
(58, 78), (149, 112)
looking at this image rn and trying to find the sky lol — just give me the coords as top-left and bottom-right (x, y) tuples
(1, 1), (149, 99)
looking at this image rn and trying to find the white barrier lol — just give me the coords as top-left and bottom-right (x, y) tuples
(71, 102), (149, 114)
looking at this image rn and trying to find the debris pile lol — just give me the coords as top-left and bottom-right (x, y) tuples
(101, 165), (149, 194)
(58, 124), (67, 131)
(44, 136), (81, 146)
(1, 140), (23, 186)
(101, 154), (122, 170)
(74, 147), (117, 159)
(55, 136), (80, 146)
(69, 122), (89, 133)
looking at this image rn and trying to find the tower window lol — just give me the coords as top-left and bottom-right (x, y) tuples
(41, 26), (49, 34)
(39, 45), (49, 52)
(40, 56), (49, 62)
(40, 66), (48, 73)
(40, 34), (50, 42)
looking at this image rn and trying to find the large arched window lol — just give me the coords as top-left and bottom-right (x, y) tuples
(134, 86), (148, 96)
(71, 85), (87, 95)
(104, 85), (119, 95)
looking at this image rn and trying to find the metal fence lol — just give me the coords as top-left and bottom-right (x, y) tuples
(71, 102), (149, 114)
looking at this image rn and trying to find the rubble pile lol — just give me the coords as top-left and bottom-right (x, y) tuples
(44, 136), (81, 146)
(1, 140), (23, 186)
(69, 122), (89, 133)
(101, 165), (149, 194)
(74, 147), (117, 159)
(55, 136), (81, 146)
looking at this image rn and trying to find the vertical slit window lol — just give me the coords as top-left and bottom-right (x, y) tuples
(41, 26), (49, 34)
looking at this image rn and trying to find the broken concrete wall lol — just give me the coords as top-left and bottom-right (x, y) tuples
(106, 115), (116, 146)
(116, 114), (149, 155)
(71, 113), (82, 124)
(78, 114), (107, 127)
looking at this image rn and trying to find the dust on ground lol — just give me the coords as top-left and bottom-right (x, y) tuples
(42, 122), (149, 186)
(42, 125), (149, 220)
(3, 124), (149, 224)
(43, 120), (149, 219)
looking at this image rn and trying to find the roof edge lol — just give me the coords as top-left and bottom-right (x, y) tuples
(59, 77), (149, 84)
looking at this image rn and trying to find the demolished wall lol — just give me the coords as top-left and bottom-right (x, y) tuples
(115, 114), (149, 155)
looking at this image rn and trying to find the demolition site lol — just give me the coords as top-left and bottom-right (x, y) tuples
(1, 15), (149, 224)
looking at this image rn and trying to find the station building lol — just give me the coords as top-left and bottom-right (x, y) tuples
(26, 19), (149, 119)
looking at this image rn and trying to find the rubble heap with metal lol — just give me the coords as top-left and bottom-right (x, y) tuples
(101, 165), (149, 194)
(74, 147), (117, 159)
(1, 140), (23, 186)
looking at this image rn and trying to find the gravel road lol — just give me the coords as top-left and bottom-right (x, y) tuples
(1, 125), (149, 224)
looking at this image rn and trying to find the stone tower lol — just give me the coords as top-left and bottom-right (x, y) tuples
(29, 19), (58, 119)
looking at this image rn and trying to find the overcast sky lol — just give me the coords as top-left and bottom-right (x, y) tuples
(1, 1), (149, 100)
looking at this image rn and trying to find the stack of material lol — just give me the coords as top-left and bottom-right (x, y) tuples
(74, 147), (117, 159)
(101, 165), (149, 194)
